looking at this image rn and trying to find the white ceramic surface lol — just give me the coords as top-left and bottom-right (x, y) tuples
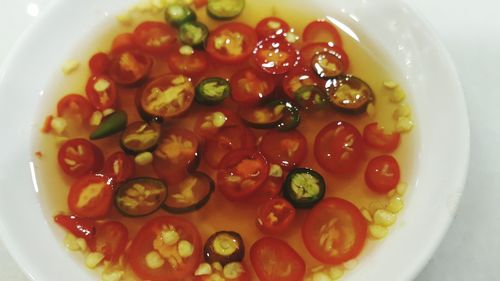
(0, 0), (469, 281)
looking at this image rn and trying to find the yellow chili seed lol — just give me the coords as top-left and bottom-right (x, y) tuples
(86, 252), (105, 268)
(394, 103), (412, 119)
(369, 224), (388, 239)
(366, 103), (376, 117)
(329, 267), (344, 280)
(360, 208), (373, 222)
(62, 60), (79, 74)
(135, 152), (153, 166)
(343, 259), (358, 270)
(396, 117), (413, 133)
(396, 182), (408, 195)
(312, 272), (331, 281)
(374, 209), (397, 226)
(383, 81), (398, 89)
(390, 87), (406, 103)
(387, 196), (404, 213)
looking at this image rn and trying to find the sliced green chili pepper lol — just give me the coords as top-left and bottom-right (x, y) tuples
(161, 172), (215, 214)
(195, 77), (230, 105)
(268, 101), (300, 131)
(120, 121), (162, 155)
(283, 167), (326, 209)
(325, 75), (375, 114)
(165, 4), (197, 27)
(179, 21), (209, 48)
(204, 231), (244, 265)
(238, 103), (283, 129)
(207, 0), (245, 20)
(89, 110), (127, 140)
(294, 85), (328, 110)
(115, 177), (168, 217)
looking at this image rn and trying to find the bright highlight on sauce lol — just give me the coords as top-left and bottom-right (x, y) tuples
(35, 0), (415, 280)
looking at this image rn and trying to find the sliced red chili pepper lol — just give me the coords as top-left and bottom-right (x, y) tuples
(216, 149), (269, 200)
(85, 75), (117, 111)
(67, 174), (114, 218)
(109, 50), (153, 86)
(88, 221), (128, 262)
(57, 138), (104, 178)
(282, 67), (324, 101)
(166, 49), (209, 76)
(300, 42), (350, 71)
(88, 52), (111, 75)
(252, 36), (299, 75)
(54, 214), (96, 239)
(230, 68), (275, 105)
(111, 33), (137, 55)
(203, 125), (255, 169)
(303, 20), (343, 46)
(206, 22), (258, 64)
(256, 198), (296, 235)
(255, 17), (291, 39)
(363, 122), (401, 152)
(365, 155), (400, 194)
(133, 21), (177, 54)
(103, 151), (135, 184)
(57, 94), (93, 121)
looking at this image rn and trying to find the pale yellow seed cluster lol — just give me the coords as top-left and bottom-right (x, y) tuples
(194, 263), (213, 276)
(387, 196), (404, 213)
(360, 208), (373, 222)
(135, 151), (153, 166)
(179, 45), (195, 56)
(394, 103), (411, 119)
(145, 251), (165, 269)
(194, 261), (245, 279)
(305, 266), (345, 281)
(269, 164), (283, 177)
(396, 182), (407, 196)
(366, 102), (376, 118)
(396, 117), (414, 133)
(373, 209), (396, 226)
(368, 224), (389, 239)
(383, 81), (398, 89)
(101, 270), (125, 281)
(383, 81), (415, 133)
(343, 259), (358, 271)
(64, 233), (87, 251)
(61, 59), (80, 74)
(103, 108), (116, 117)
(55, 136), (69, 145)
(285, 31), (299, 43)
(367, 181), (407, 240)
(90, 111), (104, 127)
(383, 81), (405, 103)
(178, 240), (194, 257)
(56, 115), (132, 276)
(51, 117), (68, 135)
(86, 252), (105, 269)
(390, 88), (406, 103)
(116, 13), (133, 25)
(386, 189), (396, 198)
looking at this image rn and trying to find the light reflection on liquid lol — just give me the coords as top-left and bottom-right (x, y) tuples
(326, 16), (360, 42)
(29, 161), (39, 193)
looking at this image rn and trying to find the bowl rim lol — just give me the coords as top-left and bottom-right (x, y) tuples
(0, 0), (470, 280)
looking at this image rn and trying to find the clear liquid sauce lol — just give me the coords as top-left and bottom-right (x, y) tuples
(32, 1), (416, 280)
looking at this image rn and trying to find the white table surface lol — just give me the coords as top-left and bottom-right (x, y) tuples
(1, 0), (499, 280)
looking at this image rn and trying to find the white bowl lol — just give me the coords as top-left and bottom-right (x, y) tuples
(0, 0), (469, 280)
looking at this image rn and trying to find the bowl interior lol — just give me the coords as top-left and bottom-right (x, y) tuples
(0, 0), (469, 280)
